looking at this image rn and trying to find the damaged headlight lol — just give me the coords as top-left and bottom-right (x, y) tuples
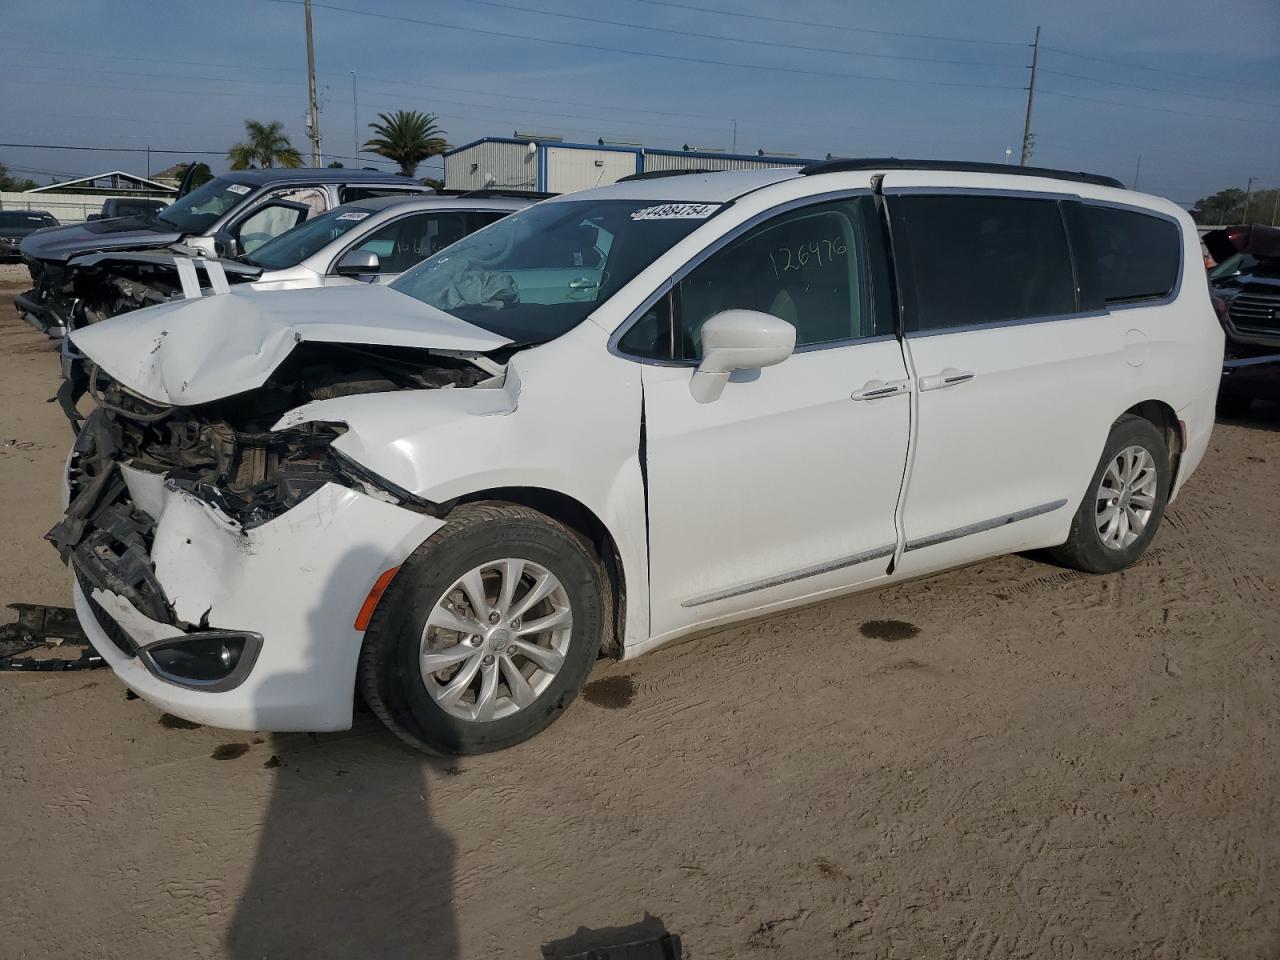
(329, 447), (436, 512)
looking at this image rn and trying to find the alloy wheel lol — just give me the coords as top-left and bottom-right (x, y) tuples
(1095, 444), (1158, 551)
(418, 559), (573, 722)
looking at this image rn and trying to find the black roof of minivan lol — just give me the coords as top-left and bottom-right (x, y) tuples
(223, 168), (423, 186)
(801, 157), (1124, 189)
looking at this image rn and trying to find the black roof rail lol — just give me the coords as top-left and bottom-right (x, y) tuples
(441, 188), (558, 200)
(617, 168), (716, 182)
(799, 157), (1125, 189)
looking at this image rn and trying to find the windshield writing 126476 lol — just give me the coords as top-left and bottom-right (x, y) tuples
(769, 237), (847, 277)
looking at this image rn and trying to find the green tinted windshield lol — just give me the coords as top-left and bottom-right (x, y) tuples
(389, 199), (719, 344)
(247, 206), (375, 269)
(156, 177), (256, 234)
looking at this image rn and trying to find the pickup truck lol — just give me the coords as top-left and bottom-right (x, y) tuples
(1206, 223), (1280, 414)
(86, 197), (168, 221)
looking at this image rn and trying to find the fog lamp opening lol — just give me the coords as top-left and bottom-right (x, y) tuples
(141, 631), (263, 692)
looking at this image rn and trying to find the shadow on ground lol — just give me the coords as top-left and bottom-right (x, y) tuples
(225, 547), (460, 960)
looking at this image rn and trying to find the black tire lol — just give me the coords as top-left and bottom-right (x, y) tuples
(359, 502), (605, 755)
(1050, 414), (1171, 574)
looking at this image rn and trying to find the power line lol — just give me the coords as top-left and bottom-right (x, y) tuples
(7, 61), (306, 89)
(265, 0), (1024, 92)
(0, 142), (224, 155)
(453, 0), (1023, 68)
(4, 76), (303, 101)
(1038, 88), (1280, 125)
(1, 52), (865, 138)
(1042, 45), (1280, 91)
(618, 0), (1029, 47)
(0, 45), (305, 76)
(1039, 67), (1280, 109)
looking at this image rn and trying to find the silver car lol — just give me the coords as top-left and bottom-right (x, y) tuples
(237, 193), (532, 289)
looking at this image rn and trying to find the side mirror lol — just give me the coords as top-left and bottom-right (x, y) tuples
(213, 231), (243, 260)
(86, 213), (102, 221)
(336, 249), (380, 277)
(689, 309), (796, 403)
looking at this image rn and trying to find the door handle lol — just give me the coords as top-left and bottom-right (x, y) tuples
(851, 378), (910, 401)
(919, 368), (975, 391)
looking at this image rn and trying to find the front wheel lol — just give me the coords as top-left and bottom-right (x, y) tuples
(1050, 414), (1171, 574)
(359, 503), (605, 755)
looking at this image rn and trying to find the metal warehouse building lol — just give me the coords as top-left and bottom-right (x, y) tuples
(443, 137), (818, 194)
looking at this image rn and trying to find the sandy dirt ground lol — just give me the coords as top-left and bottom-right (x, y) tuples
(1, 266), (1277, 959)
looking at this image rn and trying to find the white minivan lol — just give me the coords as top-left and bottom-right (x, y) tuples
(54, 160), (1222, 755)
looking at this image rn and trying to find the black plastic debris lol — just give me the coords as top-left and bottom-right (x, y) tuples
(542, 914), (682, 960)
(0, 603), (104, 671)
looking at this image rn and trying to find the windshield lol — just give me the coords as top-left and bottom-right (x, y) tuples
(390, 199), (719, 344)
(0, 211), (56, 229)
(246, 205), (376, 269)
(156, 177), (256, 234)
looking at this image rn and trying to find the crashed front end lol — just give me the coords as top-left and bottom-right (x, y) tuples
(20, 250), (257, 348)
(48, 365), (450, 731)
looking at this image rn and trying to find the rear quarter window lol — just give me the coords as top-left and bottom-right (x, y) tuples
(1065, 203), (1181, 308)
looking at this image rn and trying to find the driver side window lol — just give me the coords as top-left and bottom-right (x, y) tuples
(619, 196), (889, 361)
(350, 213), (470, 274)
(238, 204), (307, 254)
(678, 198), (881, 359)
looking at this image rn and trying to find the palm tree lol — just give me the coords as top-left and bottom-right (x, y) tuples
(363, 110), (447, 177)
(228, 120), (303, 170)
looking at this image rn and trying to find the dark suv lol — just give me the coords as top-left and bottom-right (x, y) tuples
(0, 210), (58, 262)
(1206, 224), (1280, 414)
(17, 167), (428, 337)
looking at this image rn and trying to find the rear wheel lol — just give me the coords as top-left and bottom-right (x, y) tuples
(359, 503), (605, 755)
(1051, 414), (1171, 574)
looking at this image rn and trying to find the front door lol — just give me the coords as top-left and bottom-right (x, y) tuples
(635, 195), (912, 640)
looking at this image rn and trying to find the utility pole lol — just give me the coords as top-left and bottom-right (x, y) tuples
(1242, 176), (1257, 222)
(305, 0), (321, 167)
(731, 119), (737, 154)
(1271, 188), (1278, 226)
(1020, 25), (1040, 166)
(146, 145), (151, 179)
(1133, 153), (1142, 190)
(351, 71), (359, 161)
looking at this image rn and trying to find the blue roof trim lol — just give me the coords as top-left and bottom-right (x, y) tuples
(444, 137), (816, 166)
(642, 146), (818, 165)
(445, 136), (640, 157)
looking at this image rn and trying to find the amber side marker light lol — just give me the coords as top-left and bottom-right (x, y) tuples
(355, 566), (401, 631)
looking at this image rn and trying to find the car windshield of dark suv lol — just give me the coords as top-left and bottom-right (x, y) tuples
(0, 211), (56, 229)
(390, 199), (718, 344)
(155, 177), (257, 234)
(245, 205), (376, 269)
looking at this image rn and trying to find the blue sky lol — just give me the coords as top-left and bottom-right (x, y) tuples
(2, 0), (1278, 206)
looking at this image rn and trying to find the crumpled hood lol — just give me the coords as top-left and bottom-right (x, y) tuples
(19, 216), (182, 262)
(69, 283), (512, 406)
(68, 249), (264, 279)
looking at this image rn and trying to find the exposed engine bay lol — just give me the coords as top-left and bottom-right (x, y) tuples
(22, 251), (257, 337)
(47, 343), (501, 626)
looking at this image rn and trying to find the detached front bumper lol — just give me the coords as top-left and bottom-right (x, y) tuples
(15, 291), (67, 339)
(64, 464), (444, 732)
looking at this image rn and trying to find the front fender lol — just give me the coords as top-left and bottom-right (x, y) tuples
(276, 322), (653, 650)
